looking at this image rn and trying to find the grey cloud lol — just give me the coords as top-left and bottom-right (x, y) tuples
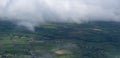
(0, 0), (120, 31)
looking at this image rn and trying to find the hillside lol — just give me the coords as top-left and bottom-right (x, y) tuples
(0, 21), (120, 58)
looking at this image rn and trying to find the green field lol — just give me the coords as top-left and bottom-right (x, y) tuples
(0, 21), (120, 58)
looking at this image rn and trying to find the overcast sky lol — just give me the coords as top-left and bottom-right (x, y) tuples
(0, 0), (120, 31)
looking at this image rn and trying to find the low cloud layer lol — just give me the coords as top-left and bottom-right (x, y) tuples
(0, 0), (120, 31)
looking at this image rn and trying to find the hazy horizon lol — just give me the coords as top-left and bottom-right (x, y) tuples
(0, 0), (120, 31)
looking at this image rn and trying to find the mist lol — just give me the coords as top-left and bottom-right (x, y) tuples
(0, 0), (120, 31)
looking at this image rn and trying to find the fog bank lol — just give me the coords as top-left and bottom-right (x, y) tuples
(0, 0), (120, 31)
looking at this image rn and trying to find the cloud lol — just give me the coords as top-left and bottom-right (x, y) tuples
(0, 0), (120, 31)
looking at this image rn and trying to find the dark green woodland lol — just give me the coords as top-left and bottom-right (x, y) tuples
(0, 20), (120, 58)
